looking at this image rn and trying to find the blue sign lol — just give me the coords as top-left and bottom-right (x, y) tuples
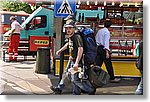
(55, 0), (76, 17)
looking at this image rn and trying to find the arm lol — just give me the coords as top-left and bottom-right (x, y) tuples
(10, 29), (15, 34)
(56, 42), (68, 55)
(8, 29), (15, 40)
(104, 31), (110, 58)
(73, 47), (83, 71)
(104, 31), (110, 51)
(19, 25), (24, 31)
(9, 22), (16, 39)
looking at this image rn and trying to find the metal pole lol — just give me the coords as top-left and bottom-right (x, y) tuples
(59, 18), (65, 81)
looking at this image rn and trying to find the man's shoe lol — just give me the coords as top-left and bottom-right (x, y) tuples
(110, 78), (121, 83)
(50, 86), (62, 94)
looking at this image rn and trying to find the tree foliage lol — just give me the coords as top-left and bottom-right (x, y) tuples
(2, 0), (35, 14)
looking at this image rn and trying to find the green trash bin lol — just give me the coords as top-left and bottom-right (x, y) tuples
(35, 47), (51, 74)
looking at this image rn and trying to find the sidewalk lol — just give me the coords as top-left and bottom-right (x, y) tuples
(0, 60), (53, 95)
(0, 59), (140, 95)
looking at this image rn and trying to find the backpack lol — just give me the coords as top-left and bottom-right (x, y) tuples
(88, 65), (110, 88)
(77, 27), (97, 65)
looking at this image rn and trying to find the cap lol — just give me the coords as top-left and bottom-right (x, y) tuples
(64, 19), (76, 28)
(10, 16), (16, 21)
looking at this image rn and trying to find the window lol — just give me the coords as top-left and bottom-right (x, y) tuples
(29, 16), (47, 29)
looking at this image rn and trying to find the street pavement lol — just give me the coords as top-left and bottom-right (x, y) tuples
(0, 59), (140, 95)
(0, 60), (53, 95)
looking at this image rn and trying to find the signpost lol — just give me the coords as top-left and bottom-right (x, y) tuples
(54, 0), (76, 80)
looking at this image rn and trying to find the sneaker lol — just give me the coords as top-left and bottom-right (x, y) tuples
(110, 78), (121, 83)
(50, 86), (62, 94)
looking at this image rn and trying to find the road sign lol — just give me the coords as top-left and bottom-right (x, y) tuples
(55, 0), (76, 17)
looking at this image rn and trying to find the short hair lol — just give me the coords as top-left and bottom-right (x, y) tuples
(104, 20), (112, 28)
(10, 16), (16, 21)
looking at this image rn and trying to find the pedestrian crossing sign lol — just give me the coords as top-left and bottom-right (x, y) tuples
(55, 0), (76, 17)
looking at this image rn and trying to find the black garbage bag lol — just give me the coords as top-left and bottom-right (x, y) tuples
(88, 65), (110, 88)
